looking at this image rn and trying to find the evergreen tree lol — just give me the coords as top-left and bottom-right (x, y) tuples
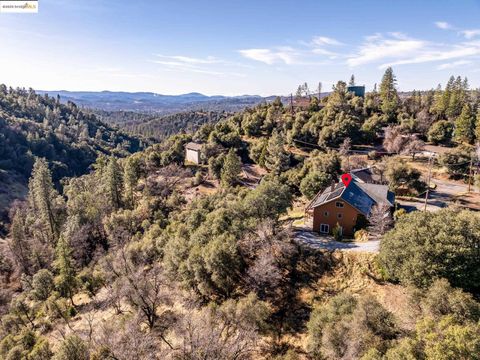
(431, 84), (446, 118)
(220, 148), (241, 187)
(123, 155), (142, 208)
(105, 157), (124, 210)
(10, 209), (31, 274)
(28, 158), (63, 244)
(447, 76), (467, 119)
(264, 130), (289, 175)
(454, 103), (476, 144)
(428, 120), (454, 145)
(441, 76), (455, 118)
(54, 235), (78, 306)
(379, 67), (399, 119)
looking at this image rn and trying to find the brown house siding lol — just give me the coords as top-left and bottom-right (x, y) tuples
(312, 200), (362, 237)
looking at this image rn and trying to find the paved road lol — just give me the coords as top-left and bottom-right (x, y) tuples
(397, 178), (469, 212)
(430, 178), (468, 199)
(294, 230), (380, 253)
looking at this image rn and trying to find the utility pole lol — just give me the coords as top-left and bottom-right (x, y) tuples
(290, 93), (294, 115)
(424, 155), (433, 211)
(317, 82), (322, 99)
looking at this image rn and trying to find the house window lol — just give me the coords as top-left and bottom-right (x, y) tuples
(324, 211), (329, 217)
(337, 213), (343, 219)
(320, 224), (329, 234)
(335, 202), (344, 208)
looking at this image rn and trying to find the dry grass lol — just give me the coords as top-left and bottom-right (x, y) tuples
(297, 252), (416, 333)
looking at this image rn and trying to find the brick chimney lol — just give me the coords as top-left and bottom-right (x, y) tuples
(330, 181), (335, 192)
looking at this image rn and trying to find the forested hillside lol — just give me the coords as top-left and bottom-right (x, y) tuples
(37, 90), (267, 113)
(1, 69), (480, 359)
(0, 86), (145, 234)
(97, 110), (230, 140)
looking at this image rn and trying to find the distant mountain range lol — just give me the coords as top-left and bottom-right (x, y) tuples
(36, 90), (272, 114)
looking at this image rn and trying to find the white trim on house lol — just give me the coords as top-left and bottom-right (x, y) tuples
(320, 223), (330, 234)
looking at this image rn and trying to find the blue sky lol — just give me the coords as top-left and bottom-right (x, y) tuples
(1, 0), (480, 95)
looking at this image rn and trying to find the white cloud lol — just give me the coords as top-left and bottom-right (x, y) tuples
(461, 29), (480, 39)
(311, 36), (342, 46)
(152, 54), (244, 77)
(347, 31), (480, 69)
(312, 48), (338, 57)
(238, 47), (298, 65)
(347, 33), (425, 67)
(435, 21), (452, 30)
(240, 36), (342, 65)
(381, 43), (480, 68)
(154, 54), (221, 65)
(437, 60), (472, 70)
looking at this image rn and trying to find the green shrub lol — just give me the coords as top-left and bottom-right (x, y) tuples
(31, 270), (55, 301)
(53, 335), (88, 360)
(332, 223), (343, 241)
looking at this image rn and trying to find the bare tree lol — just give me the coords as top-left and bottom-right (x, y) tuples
(348, 155), (368, 171)
(416, 108), (435, 135)
(372, 160), (388, 184)
(239, 220), (296, 297)
(402, 136), (425, 160)
(383, 126), (405, 154)
(339, 137), (352, 156)
(384, 125), (424, 160)
(146, 164), (191, 198)
(101, 247), (174, 348)
(174, 295), (268, 360)
(94, 316), (164, 360)
(367, 203), (393, 239)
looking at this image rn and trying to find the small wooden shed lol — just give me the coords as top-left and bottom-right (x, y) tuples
(185, 142), (203, 164)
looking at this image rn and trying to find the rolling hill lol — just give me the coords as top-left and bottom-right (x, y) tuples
(0, 86), (146, 234)
(36, 90), (269, 113)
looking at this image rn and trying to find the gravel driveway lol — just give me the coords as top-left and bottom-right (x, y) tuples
(294, 230), (380, 253)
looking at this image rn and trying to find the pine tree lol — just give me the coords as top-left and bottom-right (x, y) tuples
(455, 103), (476, 144)
(124, 155), (141, 208)
(430, 84), (445, 118)
(442, 76), (455, 118)
(10, 209), (31, 274)
(379, 67), (399, 119)
(54, 235), (78, 306)
(105, 157), (123, 210)
(28, 158), (63, 244)
(264, 130), (289, 175)
(447, 76), (466, 119)
(220, 148), (242, 187)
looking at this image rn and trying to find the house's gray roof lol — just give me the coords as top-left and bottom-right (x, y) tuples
(185, 142), (203, 151)
(307, 178), (394, 216)
(351, 167), (385, 184)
